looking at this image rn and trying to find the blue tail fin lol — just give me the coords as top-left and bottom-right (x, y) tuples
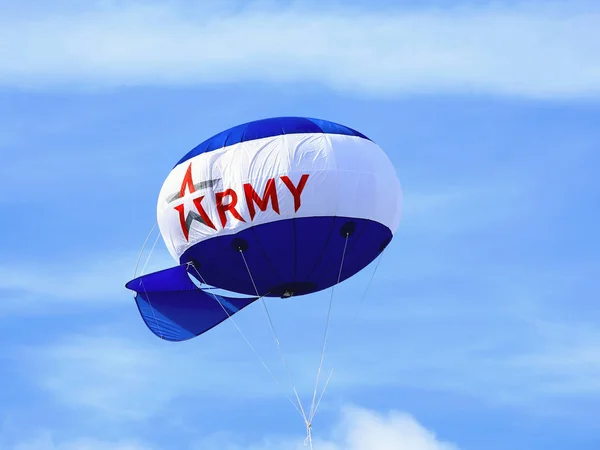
(126, 264), (257, 342)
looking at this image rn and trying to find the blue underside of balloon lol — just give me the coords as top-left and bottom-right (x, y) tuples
(126, 216), (392, 342)
(181, 216), (392, 296)
(174, 116), (372, 168)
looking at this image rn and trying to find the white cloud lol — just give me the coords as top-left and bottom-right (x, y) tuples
(315, 406), (458, 450)
(1, 1), (599, 98)
(194, 405), (458, 450)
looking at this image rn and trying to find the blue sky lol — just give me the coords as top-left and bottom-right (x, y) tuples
(1, 1), (600, 449)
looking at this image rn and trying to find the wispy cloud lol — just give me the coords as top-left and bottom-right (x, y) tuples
(329, 310), (600, 418)
(0, 247), (173, 316)
(14, 284), (600, 424)
(12, 433), (149, 450)
(16, 328), (288, 421)
(8, 405), (457, 450)
(1, 1), (599, 98)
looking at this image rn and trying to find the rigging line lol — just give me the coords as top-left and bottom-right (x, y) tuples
(308, 233), (349, 424)
(310, 250), (387, 429)
(311, 368), (335, 423)
(238, 249), (311, 426)
(133, 223), (158, 278)
(189, 263), (305, 420)
(352, 252), (385, 323)
(304, 369), (335, 450)
(141, 228), (161, 276)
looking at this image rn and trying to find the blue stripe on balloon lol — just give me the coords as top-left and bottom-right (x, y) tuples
(174, 117), (372, 167)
